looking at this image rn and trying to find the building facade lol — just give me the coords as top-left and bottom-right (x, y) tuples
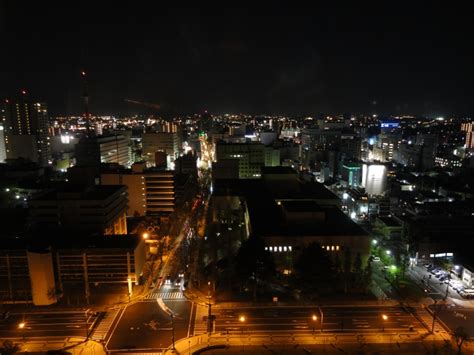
(1, 98), (51, 166)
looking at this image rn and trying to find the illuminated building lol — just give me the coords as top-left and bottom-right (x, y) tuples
(461, 122), (474, 149)
(1, 97), (51, 166)
(362, 163), (387, 195)
(142, 132), (180, 165)
(101, 162), (193, 217)
(215, 142), (280, 179)
(74, 134), (131, 168)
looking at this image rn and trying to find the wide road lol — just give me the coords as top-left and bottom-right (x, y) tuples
(0, 310), (98, 339)
(431, 305), (474, 338)
(106, 298), (194, 352)
(211, 305), (422, 334)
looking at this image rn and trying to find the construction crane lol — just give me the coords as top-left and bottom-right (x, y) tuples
(124, 99), (161, 111)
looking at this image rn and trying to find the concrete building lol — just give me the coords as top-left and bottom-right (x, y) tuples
(362, 163), (388, 196)
(0, 235), (146, 305)
(341, 162), (362, 187)
(74, 135), (131, 168)
(215, 142), (279, 179)
(101, 162), (194, 218)
(1, 98), (51, 167)
(29, 185), (128, 235)
(142, 132), (180, 165)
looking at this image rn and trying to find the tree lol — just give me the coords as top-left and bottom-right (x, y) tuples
(343, 248), (352, 273)
(0, 340), (20, 355)
(294, 243), (334, 292)
(234, 235), (275, 292)
(454, 327), (469, 355)
(354, 253), (362, 274)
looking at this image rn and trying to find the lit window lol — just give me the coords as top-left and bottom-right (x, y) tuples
(283, 246), (287, 252)
(265, 247), (268, 251)
(288, 246), (292, 252)
(269, 246), (273, 252)
(278, 246), (282, 252)
(336, 245), (340, 251)
(331, 246), (335, 251)
(326, 246), (330, 251)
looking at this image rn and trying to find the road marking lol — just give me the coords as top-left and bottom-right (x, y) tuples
(106, 306), (127, 350)
(92, 309), (120, 342)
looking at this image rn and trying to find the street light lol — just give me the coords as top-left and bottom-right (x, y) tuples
(382, 314), (388, 331)
(372, 239), (378, 245)
(143, 232), (149, 240)
(207, 281), (213, 333)
(18, 322), (25, 329)
(311, 314), (317, 334)
(386, 250), (391, 256)
(170, 314), (176, 351)
(239, 315), (246, 354)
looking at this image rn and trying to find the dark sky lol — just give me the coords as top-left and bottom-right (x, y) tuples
(1, 3), (473, 117)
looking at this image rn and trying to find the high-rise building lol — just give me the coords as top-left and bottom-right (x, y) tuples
(29, 185), (128, 235)
(361, 163), (387, 196)
(74, 134), (131, 168)
(215, 142), (280, 179)
(142, 132), (180, 165)
(1, 96), (51, 166)
(461, 122), (474, 149)
(101, 162), (193, 217)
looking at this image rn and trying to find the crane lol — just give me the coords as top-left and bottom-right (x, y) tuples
(124, 99), (161, 111)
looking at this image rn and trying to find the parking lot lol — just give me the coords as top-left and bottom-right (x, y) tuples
(408, 261), (474, 302)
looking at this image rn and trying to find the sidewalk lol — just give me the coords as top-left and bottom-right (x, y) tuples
(164, 330), (451, 355)
(10, 337), (106, 355)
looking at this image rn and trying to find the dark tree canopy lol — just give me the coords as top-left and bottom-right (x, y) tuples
(234, 235), (275, 281)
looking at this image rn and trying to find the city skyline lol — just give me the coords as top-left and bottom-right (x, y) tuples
(2, 3), (474, 116)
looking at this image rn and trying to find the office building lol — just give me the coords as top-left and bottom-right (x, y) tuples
(74, 135), (131, 168)
(215, 142), (279, 179)
(341, 162), (362, 187)
(101, 162), (193, 217)
(1, 97), (51, 166)
(29, 185), (128, 235)
(0, 235), (146, 305)
(362, 163), (387, 196)
(142, 132), (180, 165)
(461, 122), (474, 149)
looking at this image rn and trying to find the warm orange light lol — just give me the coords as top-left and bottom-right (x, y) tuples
(382, 314), (388, 321)
(239, 315), (245, 322)
(312, 315), (317, 321)
(18, 322), (25, 329)
(143, 232), (149, 239)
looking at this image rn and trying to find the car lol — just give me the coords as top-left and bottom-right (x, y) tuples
(174, 277), (182, 286)
(165, 275), (172, 285)
(178, 271), (185, 278)
(372, 257), (381, 262)
(424, 264), (433, 269)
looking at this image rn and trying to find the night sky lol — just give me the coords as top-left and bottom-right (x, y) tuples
(1, 3), (473, 117)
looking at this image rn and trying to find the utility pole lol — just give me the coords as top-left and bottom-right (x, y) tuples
(431, 299), (438, 333)
(319, 305), (324, 333)
(170, 314), (176, 351)
(207, 281), (212, 333)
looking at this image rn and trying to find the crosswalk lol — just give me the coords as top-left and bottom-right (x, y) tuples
(91, 309), (120, 341)
(144, 291), (185, 300)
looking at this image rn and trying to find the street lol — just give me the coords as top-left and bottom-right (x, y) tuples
(0, 310), (98, 339)
(208, 305), (422, 334)
(106, 298), (193, 352)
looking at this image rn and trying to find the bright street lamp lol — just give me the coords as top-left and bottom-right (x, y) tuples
(142, 232), (149, 240)
(372, 239), (378, 245)
(382, 314), (388, 331)
(311, 314), (317, 334)
(18, 322), (25, 329)
(386, 250), (391, 255)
